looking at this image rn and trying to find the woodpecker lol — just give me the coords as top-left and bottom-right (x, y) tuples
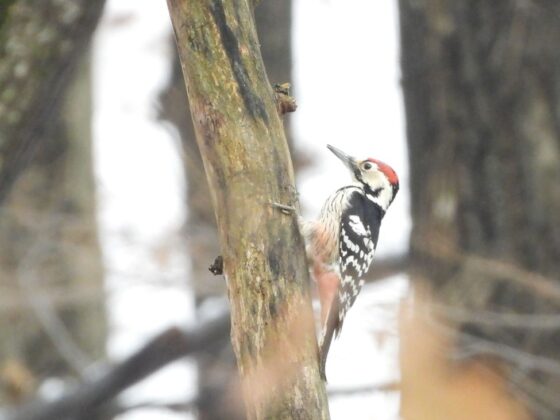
(303, 144), (399, 380)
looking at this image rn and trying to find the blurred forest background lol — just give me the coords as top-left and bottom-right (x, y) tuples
(1, 0), (560, 419)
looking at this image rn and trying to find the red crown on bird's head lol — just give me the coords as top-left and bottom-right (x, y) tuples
(367, 158), (399, 186)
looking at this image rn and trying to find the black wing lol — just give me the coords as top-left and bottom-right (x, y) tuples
(318, 191), (383, 381)
(336, 191), (382, 332)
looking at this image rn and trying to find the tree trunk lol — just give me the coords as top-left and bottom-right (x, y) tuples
(0, 0), (106, 405)
(0, 0), (105, 204)
(166, 1), (330, 418)
(399, 1), (560, 418)
(159, 2), (293, 418)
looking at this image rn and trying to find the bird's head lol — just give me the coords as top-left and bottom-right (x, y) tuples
(327, 144), (399, 211)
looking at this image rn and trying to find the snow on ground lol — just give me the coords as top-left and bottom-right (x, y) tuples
(93, 0), (409, 418)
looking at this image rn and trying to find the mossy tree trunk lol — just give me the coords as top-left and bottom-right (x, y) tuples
(399, 1), (560, 418)
(166, 1), (330, 418)
(159, 2), (293, 418)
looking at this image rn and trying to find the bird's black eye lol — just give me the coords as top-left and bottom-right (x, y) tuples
(362, 162), (372, 170)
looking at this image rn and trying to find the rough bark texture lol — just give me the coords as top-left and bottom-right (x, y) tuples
(159, 2), (292, 418)
(399, 1), (560, 418)
(166, 1), (330, 418)
(0, 0), (106, 404)
(160, 1), (293, 302)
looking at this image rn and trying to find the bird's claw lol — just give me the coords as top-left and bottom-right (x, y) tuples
(270, 201), (296, 215)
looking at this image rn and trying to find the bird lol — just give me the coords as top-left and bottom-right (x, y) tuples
(302, 144), (399, 380)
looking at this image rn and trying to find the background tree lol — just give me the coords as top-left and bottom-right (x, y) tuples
(399, 1), (560, 418)
(0, 0), (106, 405)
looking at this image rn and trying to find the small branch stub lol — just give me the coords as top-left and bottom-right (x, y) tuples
(270, 201), (296, 215)
(274, 82), (297, 115)
(209, 255), (224, 275)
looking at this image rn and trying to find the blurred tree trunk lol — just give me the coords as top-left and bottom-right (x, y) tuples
(159, 2), (293, 418)
(399, 1), (560, 418)
(0, 0), (105, 203)
(166, 0), (329, 419)
(0, 0), (106, 405)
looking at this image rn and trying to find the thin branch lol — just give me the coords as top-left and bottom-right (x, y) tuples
(8, 308), (230, 420)
(465, 255), (560, 302)
(102, 398), (198, 417)
(328, 381), (400, 397)
(417, 239), (560, 302)
(433, 304), (560, 330)
(17, 227), (92, 377)
(429, 319), (560, 377)
(364, 253), (409, 283)
(455, 334), (560, 376)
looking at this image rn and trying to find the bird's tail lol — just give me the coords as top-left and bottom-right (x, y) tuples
(318, 297), (341, 381)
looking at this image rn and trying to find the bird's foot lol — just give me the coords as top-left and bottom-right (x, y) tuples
(269, 201), (296, 215)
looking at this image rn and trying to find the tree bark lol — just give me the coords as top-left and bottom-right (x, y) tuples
(159, 2), (293, 418)
(166, 1), (330, 418)
(399, 1), (560, 418)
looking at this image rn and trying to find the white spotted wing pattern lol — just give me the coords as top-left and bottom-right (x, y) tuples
(336, 191), (382, 335)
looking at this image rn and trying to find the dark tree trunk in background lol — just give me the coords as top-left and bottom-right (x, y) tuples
(159, 2), (293, 418)
(0, 0), (106, 405)
(255, 1), (293, 148)
(0, 0), (105, 204)
(399, 1), (560, 418)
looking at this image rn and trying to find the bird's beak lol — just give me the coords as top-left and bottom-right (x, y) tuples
(327, 144), (358, 173)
